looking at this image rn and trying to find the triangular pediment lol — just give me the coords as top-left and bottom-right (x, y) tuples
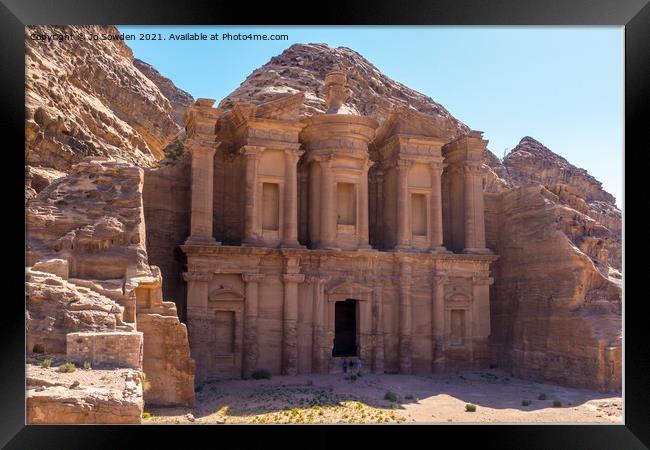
(326, 279), (374, 296)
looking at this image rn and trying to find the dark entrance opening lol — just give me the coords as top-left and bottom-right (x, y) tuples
(333, 299), (358, 357)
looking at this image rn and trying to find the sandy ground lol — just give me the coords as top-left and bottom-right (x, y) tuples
(144, 369), (622, 424)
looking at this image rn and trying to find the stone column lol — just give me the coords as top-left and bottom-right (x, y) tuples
(242, 273), (265, 377)
(281, 150), (302, 248)
(372, 282), (385, 374)
(308, 275), (329, 374)
(463, 161), (486, 252)
(375, 169), (384, 247)
(471, 276), (493, 367)
(395, 160), (412, 250)
(318, 157), (337, 249)
(240, 145), (264, 245)
(282, 272), (305, 375)
(188, 143), (218, 243)
(398, 260), (412, 374)
(431, 275), (448, 371)
(182, 270), (213, 384)
(358, 159), (372, 249)
(308, 161), (321, 248)
(429, 161), (446, 252)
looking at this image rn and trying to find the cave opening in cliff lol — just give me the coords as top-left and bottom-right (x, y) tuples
(333, 299), (358, 357)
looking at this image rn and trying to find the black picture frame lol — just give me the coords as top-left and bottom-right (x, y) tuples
(3, 0), (647, 448)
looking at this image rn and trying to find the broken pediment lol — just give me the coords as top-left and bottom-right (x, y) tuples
(254, 92), (305, 121)
(373, 107), (451, 150)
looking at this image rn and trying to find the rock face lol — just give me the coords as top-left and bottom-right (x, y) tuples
(484, 137), (621, 391)
(26, 157), (195, 419)
(133, 58), (194, 127)
(25, 25), (188, 199)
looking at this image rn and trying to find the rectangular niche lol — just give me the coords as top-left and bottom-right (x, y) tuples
(215, 310), (235, 355)
(336, 182), (356, 226)
(411, 193), (427, 236)
(262, 182), (280, 231)
(450, 309), (466, 345)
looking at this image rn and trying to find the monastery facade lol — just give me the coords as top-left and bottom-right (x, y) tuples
(181, 70), (497, 384)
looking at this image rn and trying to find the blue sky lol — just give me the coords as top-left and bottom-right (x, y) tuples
(119, 26), (623, 206)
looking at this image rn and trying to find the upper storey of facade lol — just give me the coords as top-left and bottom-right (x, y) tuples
(182, 69), (492, 255)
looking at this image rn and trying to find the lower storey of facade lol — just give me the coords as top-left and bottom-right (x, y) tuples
(181, 244), (497, 385)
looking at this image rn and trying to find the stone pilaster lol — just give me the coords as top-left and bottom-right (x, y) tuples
(182, 271), (213, 385)
(318, 156), (338, 250)
(471, 275), (493, 366)
(429, 161), (446, 252)
(281, 149), (303, 248)
(395, 160), (412, 250)
(398, 260), (413, 374)
(463, 161), (487, 253)
(307, 274), (330, 374)
(240, 145), (264, 245)
(242, 272), (265, 377)
(282, 272), (305, 375)
(187, 142), (218, 244)
(308, 161), (321, 248)
(358, 159), (372, 249)
(431, 275), (448, 371)
(372, 282), (385, 374)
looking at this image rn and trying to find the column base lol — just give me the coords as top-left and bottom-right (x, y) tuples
(242, 238), (264, 247)
(317, 243), (341, 251)
(463, 247), (494, 255)
(429, 246), (450, 254)
(184, 236), (220, 246)
(280, 241), (305, 249)
(357, 244), (375, 252)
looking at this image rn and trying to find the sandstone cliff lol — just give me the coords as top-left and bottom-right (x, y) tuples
(25, 25), (190, 199)
(26, 157), (195, 420)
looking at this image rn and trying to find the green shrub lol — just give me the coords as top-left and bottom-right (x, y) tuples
(538, 393), (547, 400)
(57, 362), (76, 373)
(522, 400), (531, 406)
(251, 369), (272, 380)
(83, 361), (92, 370)
(465, 403), (477, 412)
(40, 359), (53, 368)
(384, 391), (398, 403)
(552, 400), (562, 407)
(142, 412), (151, 419)
(165, 141), (185, 160)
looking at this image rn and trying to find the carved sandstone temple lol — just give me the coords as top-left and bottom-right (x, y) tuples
(181, 70), (497, 384)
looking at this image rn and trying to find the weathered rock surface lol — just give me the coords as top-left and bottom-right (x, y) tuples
(26, 157), (195, 420)
(220, 43), (469, 140)
(25, 25), (188, 196)
(26, 365), (143, 424)
(133, 58), (194, 127)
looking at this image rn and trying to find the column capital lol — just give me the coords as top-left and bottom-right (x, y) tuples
(472, 276), (494, 285)
(283, 273), (305, 284)
(183, 271), (213, 282)
(305, 273), (331, 285)
(395, 159), (414, 170)
(187, 140), (218, 158)
(240, 145), (265, 158)
(430, 161), (447, 174)
(242, 273), (266, 283)
(313, 154), (334, 165)
(463, 161), (483, 175)
(284, 148), (305, 158)
(431, 275), (449, 285)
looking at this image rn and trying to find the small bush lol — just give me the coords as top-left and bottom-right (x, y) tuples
(465, 403), (477, 412)
(404, 395), (414, 400)
(76, 337), (84, 344)
(57, 362), (76, 373)
(251, 369), (272, 380)
(538, 393), (547, 400)
(522, 400), (531, 406)
(83, 361), (92, 370)
(40, 359), (52, 368)
(384, 391), (398, 403)
(552, 400), (562, 407)
(142, 412), (151, 419)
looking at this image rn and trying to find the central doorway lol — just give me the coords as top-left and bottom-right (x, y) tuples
(333, 299), (358, 357)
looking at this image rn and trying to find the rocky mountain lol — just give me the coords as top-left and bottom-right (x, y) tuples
(25, 25), (191, 199)
(220, 43), (469, 140)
